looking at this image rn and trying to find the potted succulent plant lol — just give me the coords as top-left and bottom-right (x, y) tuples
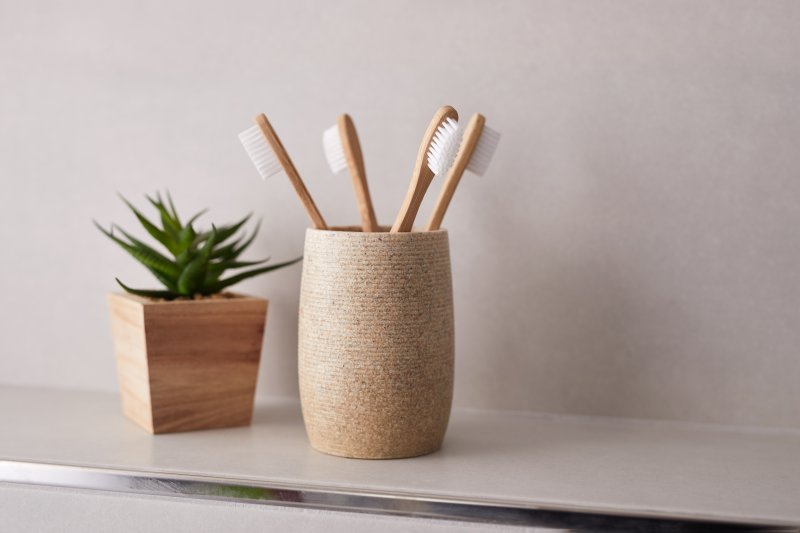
(96, 192), (300, 434)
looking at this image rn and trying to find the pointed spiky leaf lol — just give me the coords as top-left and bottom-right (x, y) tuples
(144, 266), (180, 292)
(209, 237), (243, 260)
(113, 229), (181, 291)
(217, 220), (261, 262)
(95, 221), (181, 278)
(176, 224), (196, 255)
(177, 225), (217, 296)
(165, 190), (181, 226)
(119, 195), (179, 255)
(214, 258), (272, 271)
(206, 257), (271, 281)
(198, 213), (251, 246)
(232, 220), (261, 256)
(116, 278), (177, 300)
(147, 194), (180, 237)
(101, 195), (290, 298)
(175, 248), (194, 268)
(186, 209), (208, 227)
(114, 225), (180, 270)
(203, 269), (222, 288)
(206, 257), (302, 293)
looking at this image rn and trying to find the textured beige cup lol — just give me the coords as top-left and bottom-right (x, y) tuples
(298, 226), (455, 459)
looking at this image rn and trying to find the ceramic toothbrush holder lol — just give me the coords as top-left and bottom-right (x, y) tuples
(298, 227), (455, 459)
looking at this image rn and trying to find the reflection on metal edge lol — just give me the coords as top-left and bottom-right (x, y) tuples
(0, 460), (795, 532)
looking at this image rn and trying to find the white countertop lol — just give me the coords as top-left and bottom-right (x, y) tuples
(1, 386), (798, 526)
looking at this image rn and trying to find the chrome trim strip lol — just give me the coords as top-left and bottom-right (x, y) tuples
(0, 460), (794, 532)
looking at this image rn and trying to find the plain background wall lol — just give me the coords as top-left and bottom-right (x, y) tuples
(1, 0), (799, 429)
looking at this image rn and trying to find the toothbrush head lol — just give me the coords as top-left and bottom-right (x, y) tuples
(426, 117), (462, 176)
(239, 124), (282, 180)
(466, 123), (500, 176)
(322, 122), (347, 175)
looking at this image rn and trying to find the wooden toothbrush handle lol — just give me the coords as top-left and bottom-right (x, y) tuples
(339, 114), (379, 232)
(391, 106), (459, 233)
(426, 113), (485, 231)
(255, 114), (328, 230)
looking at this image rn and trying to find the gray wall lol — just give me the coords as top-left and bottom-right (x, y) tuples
(1, 0), (799, 428)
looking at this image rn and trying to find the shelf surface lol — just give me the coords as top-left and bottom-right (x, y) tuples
(0, 385), (798, 527)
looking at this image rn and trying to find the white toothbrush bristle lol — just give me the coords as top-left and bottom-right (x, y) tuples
(427, 117), (461, 175)
(467, 124), (500, 176)
(322, 124), (347, 174)
(238, 125), (282, 180)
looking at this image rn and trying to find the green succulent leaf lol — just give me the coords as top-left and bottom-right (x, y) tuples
(113, 225), (180, 269)
(177, 225), (216, 296)
(206, 257), (302, 293)
(205, 257), (271, 283)
(203, 269), (222, 288)
(95, 221), (181, 279)
(116, 278), (177, 300)
(209, 237), (242, 260)
(177, 224), (196, 255)
(233, 219), (261, 255)
(213, 258), (271, 271)
(198, 213), (252, 246)
(112, 226), (182, 293)
(186, 209), (208, 227)
(99, 194), (299, 299)
(147, 194), (181, 237)
(165, 190), (181, 226)
(119, 194), (179, 255)
(146, 267), (179, 293)
(175, 248), (193, 268)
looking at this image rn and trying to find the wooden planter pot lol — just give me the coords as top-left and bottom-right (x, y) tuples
(107, 292), (268, 434)
(299, 227), (455, 459)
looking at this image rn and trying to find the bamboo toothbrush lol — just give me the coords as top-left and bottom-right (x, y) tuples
(323, 114), (379, 232)
(425, 113), (501, 231)
(239, 114), (328, 230)
(391, 105), (459, 233)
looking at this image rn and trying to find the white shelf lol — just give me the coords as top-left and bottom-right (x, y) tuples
(1, 386), (798, 527)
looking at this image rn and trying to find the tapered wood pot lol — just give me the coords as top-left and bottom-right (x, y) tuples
(107, 292), (268, 434)
(298, 227), (455, 459)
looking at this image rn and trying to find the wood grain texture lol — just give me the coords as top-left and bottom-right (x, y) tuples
(339, 114), (379, 232)
(107, 293), (267, 434)
(255, 113), (327, 229)
(426, 113), (485, 231)
(391, 106), (458, 233)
